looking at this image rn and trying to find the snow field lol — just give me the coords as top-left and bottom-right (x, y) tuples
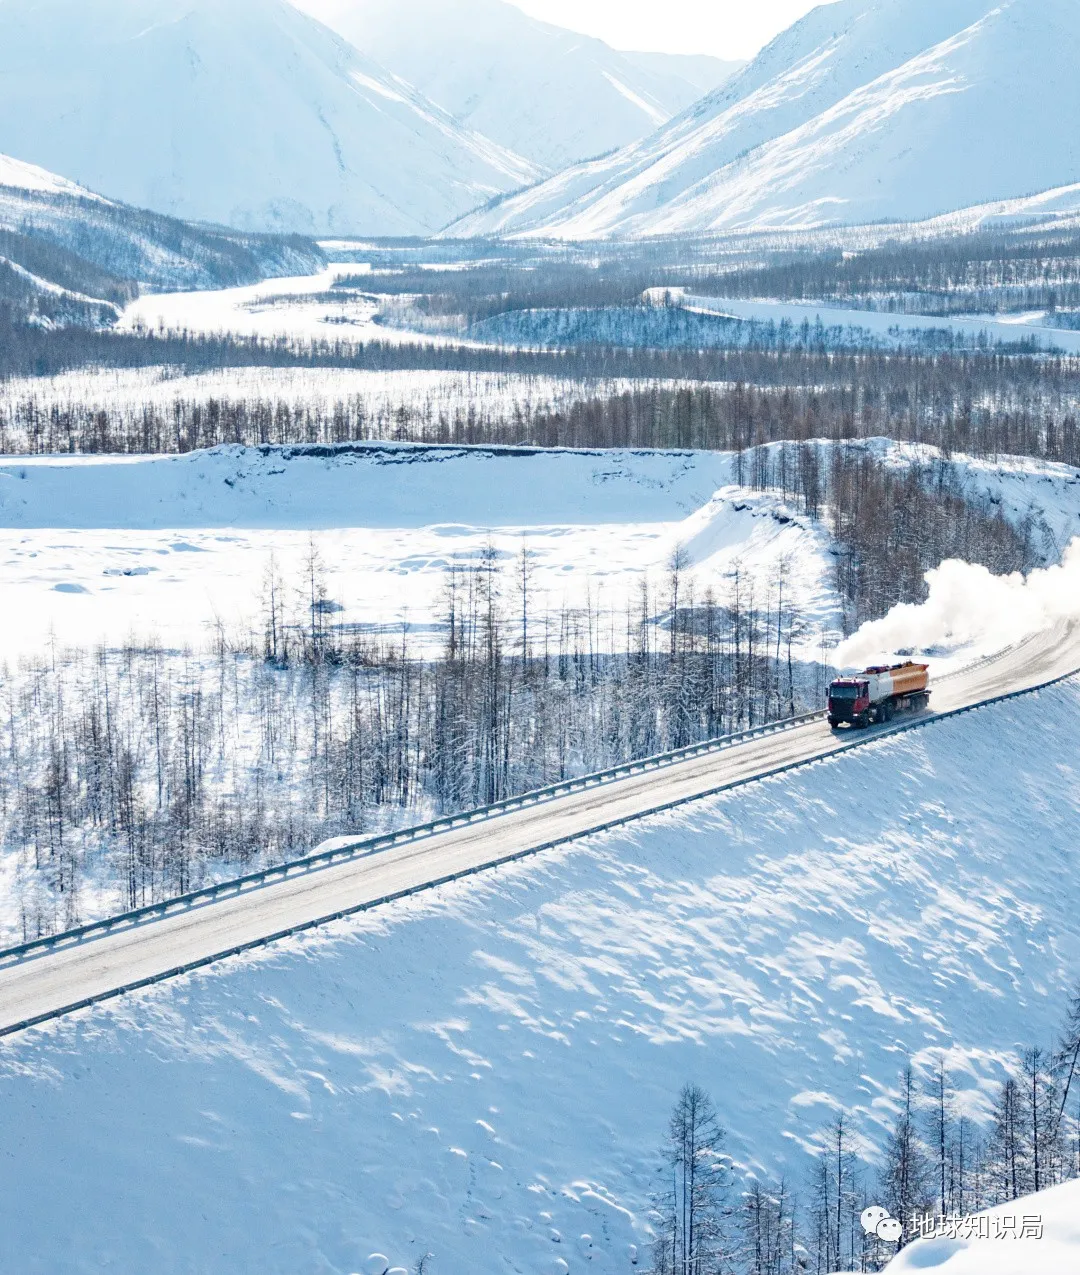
(119, 266), (435, 346)
(2, 436), (1078, 670)
(0, 443), (841, 663)
(3, 678), (1080, 1272)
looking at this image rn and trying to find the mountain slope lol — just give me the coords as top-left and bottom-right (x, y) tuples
(0, 153), (107, 203)
(0, 0), (539, 237)
(2, 672), (1079, 1270)
(449, 0), (1080, 239)
(292, 0), (742, 172)
(0, 153), (325, 325)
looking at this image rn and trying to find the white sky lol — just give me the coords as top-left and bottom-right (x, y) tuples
(509, 0), (835, 59)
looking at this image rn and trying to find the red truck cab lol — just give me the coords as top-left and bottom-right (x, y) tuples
(827, 678), (871, 728)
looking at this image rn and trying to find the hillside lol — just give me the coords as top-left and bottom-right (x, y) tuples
(0, 153), (325, 326)
(2, 670), (1079, 1270)
(448, 0), (1080, 239)
(0, 0), (538, 236)
(293, 0), (742, 171)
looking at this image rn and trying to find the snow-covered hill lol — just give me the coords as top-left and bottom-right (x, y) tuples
(292, 0), (742, 172)
(449, 0), (1080, 239)
(0, 152), (326, 320)
(915, 182), (1080, 236)
(0, 153), (106, 202)
(2, 669), (1079, 1271)
(0, 0), (539, 237)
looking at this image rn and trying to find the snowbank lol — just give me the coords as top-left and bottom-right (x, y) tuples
(886, 1179), (1080, 1274)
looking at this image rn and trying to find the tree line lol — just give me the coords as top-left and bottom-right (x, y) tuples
(7, 355), (1080, 467)
(696, 226), (1080, 316)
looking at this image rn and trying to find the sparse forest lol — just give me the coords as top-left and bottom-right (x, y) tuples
(1, 541), (823, 941)
(7, 350), (1080, 466)
(0, 431), (1041, 940)
(695, 226), (1080, 317)
(648, 986), (1080, 1273)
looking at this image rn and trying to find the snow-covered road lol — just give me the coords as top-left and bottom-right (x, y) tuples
(2, 619), (1077, 1039)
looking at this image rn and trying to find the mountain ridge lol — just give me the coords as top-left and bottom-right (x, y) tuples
(291, 0), (743, 173)
(0, 0), (540, 236)
(0, 151), (326, 326)
(447, 0), (1080, 240)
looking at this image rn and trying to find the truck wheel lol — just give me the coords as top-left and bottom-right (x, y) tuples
(883, 701), (894, 722)
(828, 717), (838, 729)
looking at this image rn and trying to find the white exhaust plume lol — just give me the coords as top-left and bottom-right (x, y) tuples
(835, 537), (1080, 670)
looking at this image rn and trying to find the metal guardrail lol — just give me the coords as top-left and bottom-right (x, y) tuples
(0, 709), (826, 969)
(2, 665), (1078, 1041)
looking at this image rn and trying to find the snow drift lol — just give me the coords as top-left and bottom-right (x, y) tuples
(449, 0), (1080, 240)
(0, 0), (539, 236)
(886, 1179), (1080, 1274)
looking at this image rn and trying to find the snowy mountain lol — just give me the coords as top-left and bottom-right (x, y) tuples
(291, 0), (743, 172)
(0, 153), (107, 203)
(0, 0), (539, 237)
(0, 152), (325, 325)
(449, 0), (1080, 239)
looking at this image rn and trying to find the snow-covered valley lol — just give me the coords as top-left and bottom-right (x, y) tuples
(6, 0), (1080, 1266)
(3, 674), (1080, 1272)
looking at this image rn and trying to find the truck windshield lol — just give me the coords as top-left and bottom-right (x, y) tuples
(830, 686), (861, 700)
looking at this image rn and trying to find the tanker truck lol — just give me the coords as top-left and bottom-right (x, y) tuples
(827, 662), (930, 729)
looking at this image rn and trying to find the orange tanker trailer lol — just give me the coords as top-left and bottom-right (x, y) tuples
(827, 661), (930, 729)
